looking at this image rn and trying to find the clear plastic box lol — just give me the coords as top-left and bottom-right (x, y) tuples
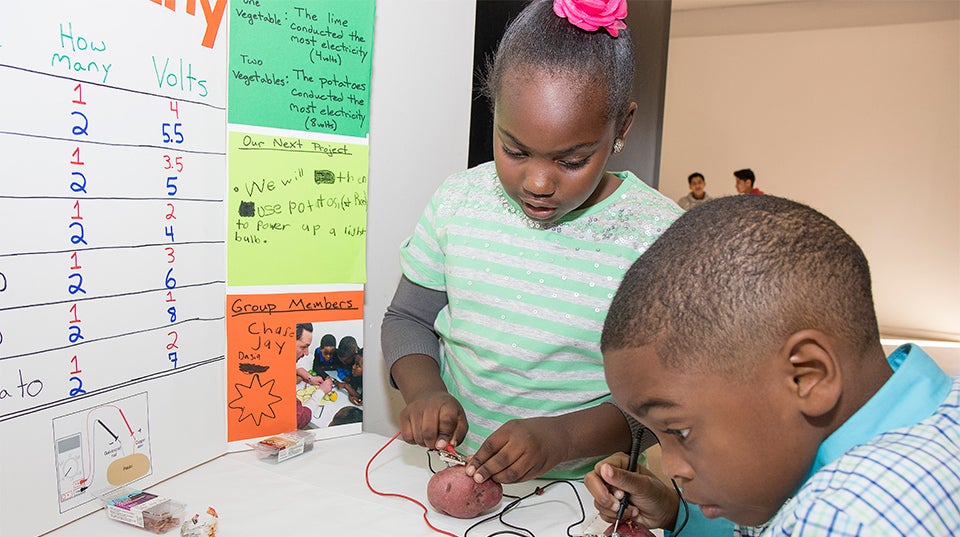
(97, 486), (185, 534)
(247, 430), (315, 461)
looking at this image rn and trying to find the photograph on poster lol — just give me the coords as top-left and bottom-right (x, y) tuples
(293, 319), (363, 430)
(226, 290), (364, 442)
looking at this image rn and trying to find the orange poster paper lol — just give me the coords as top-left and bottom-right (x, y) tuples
(226, 291), (363, 441)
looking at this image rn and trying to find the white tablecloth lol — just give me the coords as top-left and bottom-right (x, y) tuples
(43, 432), (655, 536)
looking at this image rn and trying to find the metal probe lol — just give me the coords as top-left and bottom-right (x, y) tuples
(610, 432), (642, 537)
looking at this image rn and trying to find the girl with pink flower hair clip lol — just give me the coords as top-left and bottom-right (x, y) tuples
(383, 1), (720, 533)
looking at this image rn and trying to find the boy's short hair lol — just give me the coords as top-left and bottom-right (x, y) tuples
(687, 172), (704, 184)
(329, 405), (363, 426)
(602, 195), (880, 377)
(320, 333), (336, 348)
(338, 336), (360, 361)
(734, 168), (756, 183)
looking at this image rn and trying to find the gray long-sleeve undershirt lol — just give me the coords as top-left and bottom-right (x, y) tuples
(380, 275), (446, 388)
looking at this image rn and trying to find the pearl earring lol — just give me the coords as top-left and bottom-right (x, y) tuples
(613, 138), (624, 154)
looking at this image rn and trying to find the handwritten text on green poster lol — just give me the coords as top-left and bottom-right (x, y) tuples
(227, 131), (368, 285)
(228, 1), (375, 136)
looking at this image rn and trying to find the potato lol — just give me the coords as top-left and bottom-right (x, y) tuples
(604, 520), (656, 537)
(427, 465), (503, 518)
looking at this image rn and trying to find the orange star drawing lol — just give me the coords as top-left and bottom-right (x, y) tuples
(228, 374), (283, 426)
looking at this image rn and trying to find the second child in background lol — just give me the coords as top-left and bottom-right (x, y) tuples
(675, 172), (712, 210)
(734, 168), (763, 195)
(382, 0), (679, 484)
(334, 336), (360, 382)
(341, 352), (363, 406)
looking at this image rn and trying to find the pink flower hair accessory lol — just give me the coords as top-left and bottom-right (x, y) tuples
(553, 0), (628, 37)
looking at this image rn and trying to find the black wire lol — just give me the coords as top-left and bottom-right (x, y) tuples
(463, 480), (587, 537)
(494, 496), (533, 537)
(465, 494), (526, 536)
(670, 478), (689, 536)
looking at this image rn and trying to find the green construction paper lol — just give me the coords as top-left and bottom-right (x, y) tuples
(227, 131), (368, 285)
(228, 0), (375, 137)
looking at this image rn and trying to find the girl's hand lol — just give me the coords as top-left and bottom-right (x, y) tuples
(465, 417), (566, 484)
(398, 388), (468, 450)
(584, 453), (679, 531)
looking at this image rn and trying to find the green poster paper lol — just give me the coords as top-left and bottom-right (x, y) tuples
(227, 131), (368, 285)
(228, 1), (375, 137)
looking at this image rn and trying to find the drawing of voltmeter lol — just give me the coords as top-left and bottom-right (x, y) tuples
(55, 433), (86, 502)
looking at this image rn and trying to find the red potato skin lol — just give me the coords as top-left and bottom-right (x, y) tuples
(604, 521), (656, 536)
(427, 465), (504, 519)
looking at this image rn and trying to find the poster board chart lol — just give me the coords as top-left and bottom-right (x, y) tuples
(223, 0), (374, 447)
(225, 0), (373, 285)
(0, 0), (377, 534)
(0, 2), (227, 535)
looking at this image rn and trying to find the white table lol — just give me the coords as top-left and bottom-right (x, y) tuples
(43, 432), (635, 536)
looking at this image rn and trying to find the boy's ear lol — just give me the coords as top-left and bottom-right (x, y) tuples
(783, 330), (842, 418)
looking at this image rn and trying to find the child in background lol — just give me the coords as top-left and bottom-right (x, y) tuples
(312, 333), (338, 374)
(586, 195), (960, 535)
(733, 168), (763, 195)
(334, 336), (360, 382)
(341, 352), (363, 406)
(381, 0), (679, 484)
(675, 172), (711, 210)
(329, 406), (363, 427)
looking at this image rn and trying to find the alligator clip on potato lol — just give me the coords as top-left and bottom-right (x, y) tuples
(428, 443), (468, 466)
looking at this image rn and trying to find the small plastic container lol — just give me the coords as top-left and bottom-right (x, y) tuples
(98, 486), (185, 534)
(247, 430), (315, 462)
(180, 506), (219, 537)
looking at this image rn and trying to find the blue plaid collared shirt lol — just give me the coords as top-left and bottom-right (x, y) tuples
(737, 345), (960, 536)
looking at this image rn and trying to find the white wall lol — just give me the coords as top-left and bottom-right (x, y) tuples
(363, 0), (477, 436)
(659, 16), (960, 342)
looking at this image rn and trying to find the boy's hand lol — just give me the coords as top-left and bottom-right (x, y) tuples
(343, 385), (362, 406)
(465, 417), (565, 484)
(398, 388), (468, 450)
(584, 452), (680, 531)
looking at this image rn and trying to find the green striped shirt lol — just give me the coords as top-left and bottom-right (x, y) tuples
(400, 161), (681, 478)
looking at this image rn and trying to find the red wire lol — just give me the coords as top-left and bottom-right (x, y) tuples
(365, 431), (459, 537)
